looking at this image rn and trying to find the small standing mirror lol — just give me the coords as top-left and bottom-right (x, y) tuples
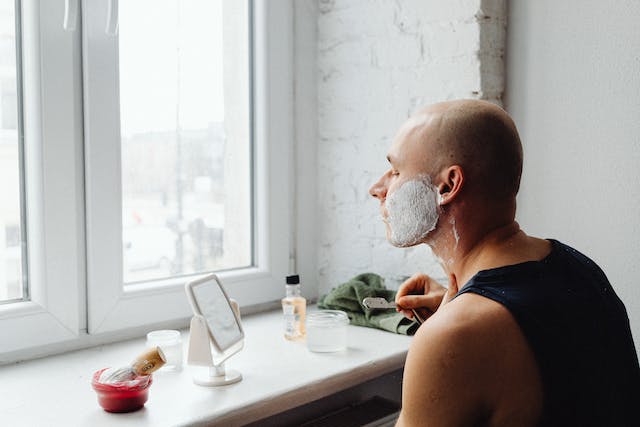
(185, 274), (244, 386)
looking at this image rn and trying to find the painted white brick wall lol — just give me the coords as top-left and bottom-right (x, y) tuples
(315, 0), (506, 294)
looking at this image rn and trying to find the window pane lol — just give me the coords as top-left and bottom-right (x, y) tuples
(119, 0), (251, 284)
(0, 1), (25, 303)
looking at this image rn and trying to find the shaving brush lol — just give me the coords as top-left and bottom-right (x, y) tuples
(98, 346), (166, 384)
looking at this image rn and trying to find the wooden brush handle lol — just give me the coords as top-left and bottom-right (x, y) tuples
(131, 346), (166, 376)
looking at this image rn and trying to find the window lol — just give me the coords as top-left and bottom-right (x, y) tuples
(117, 1), (251, 284)
(0, 0), (293, 359)
(0, 0), (84, 358)
(0, 0), (25, 304)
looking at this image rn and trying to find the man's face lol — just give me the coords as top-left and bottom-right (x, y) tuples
(369, 114), (441, 247)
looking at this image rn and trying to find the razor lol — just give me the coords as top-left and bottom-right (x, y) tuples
(362, 297), (425, 325)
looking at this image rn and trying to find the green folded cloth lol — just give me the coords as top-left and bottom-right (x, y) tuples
(318, 272), (419, 335)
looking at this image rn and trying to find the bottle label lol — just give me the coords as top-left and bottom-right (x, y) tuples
(283, 304), (296, 336)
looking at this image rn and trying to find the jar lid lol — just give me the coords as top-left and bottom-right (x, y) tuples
(307, 310), (349, 326)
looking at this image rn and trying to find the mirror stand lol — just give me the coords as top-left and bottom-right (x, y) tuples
(187, 314), (243, 386)
(195, 363), (242, 387)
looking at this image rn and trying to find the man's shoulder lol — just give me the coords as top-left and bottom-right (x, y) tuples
(409, 292), (532, 385)
(401, 292), (543, 425)
(401, 293), (544, 426)
(399, 295), (503, 425)
(418, 292), (512, 341)
(408, 293), (517, 381)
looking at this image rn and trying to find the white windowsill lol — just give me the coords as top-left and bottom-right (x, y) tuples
(0, 308), (411, 426)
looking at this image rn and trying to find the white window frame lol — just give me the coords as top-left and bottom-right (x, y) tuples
(0, 0), (294, 359)
(82, 0), (294, 334)
(0, 0), (85, 359)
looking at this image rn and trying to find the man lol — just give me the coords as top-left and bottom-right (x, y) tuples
(369, 99), (639, 426)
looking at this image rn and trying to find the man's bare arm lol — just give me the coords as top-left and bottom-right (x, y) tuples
(396, 293), (543, 427)
(396, 301), (492, 427)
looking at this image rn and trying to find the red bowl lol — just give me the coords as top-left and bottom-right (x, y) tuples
(92, 368), (153, 413)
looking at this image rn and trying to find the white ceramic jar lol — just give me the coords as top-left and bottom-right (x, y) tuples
(306, 310), (349, 353)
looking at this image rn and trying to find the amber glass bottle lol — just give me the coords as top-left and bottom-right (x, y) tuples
(282, 275), (306, 340)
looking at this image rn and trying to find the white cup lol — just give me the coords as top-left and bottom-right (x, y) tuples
(146, 330), (183, 371)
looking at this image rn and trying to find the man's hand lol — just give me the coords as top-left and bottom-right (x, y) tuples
(395, 273), (447, 322)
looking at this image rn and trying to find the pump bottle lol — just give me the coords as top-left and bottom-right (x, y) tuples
(282, 275), (306, 340)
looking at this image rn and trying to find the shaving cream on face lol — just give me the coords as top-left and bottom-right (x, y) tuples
(385, 176), (440, 247)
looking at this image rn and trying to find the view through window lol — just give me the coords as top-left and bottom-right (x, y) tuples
(0, 0), (25, 303)
(119, 0), (252, 284)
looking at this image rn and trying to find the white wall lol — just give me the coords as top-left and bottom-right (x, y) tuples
(315, 0), (506, 294)
(505, 0), (640, 350)
(294, 0), (320, 300)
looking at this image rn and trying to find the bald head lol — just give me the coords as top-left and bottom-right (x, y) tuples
(410, 99), (523, 201)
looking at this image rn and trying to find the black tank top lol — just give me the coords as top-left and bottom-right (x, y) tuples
(454, 239), (640, 426)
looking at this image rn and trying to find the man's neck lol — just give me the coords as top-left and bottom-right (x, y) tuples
(428, 217), (523, 288)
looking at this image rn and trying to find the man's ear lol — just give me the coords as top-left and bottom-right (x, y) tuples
(437, 165), (464, 205)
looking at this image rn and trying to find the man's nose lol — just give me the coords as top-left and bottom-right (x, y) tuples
(369, 174), (388, 200)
